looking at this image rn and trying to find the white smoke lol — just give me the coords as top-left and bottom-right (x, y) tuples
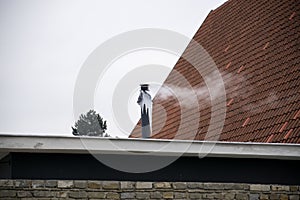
(243, 91), (279, 113)
(155, 70), (279, 112)
(156, 70), (229, 108)
(156, 84), (199, 108)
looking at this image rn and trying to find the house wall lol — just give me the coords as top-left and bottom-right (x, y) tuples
(0, 180), (299, 200)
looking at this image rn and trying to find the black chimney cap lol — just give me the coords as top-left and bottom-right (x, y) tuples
(140, 84), (149, 91)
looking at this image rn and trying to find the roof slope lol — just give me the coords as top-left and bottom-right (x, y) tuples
(131, 0), (300, 143)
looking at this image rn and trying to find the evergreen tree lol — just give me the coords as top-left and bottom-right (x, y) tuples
(72, 110), (108, 137)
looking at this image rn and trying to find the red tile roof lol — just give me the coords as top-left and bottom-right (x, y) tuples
(130, 0), (300, 143)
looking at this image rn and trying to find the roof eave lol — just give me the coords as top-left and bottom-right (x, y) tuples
(0, 134), (299, 160)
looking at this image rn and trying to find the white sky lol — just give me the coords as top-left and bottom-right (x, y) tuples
(0, 0), (227, 137)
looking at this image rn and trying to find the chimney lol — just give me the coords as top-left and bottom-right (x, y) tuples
(137, 84), (152, 138)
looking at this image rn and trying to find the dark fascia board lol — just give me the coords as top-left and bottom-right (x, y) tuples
(0, 134), (300, 160)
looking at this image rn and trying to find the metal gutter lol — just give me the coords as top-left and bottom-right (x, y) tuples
(0, 134), (300, 160)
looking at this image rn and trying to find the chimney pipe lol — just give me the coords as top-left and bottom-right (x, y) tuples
(137, 84), (152, 138)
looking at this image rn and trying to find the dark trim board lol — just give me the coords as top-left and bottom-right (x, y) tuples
(1, 153), (299, 185)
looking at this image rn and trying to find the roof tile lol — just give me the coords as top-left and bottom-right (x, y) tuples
(289, 12), (296, 20)
(293, 110), (300, 120)
(284, 129), (293, 140)
(130, 0), (300, 143)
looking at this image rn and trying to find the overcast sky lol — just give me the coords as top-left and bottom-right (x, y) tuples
(0, 0), (227, 137)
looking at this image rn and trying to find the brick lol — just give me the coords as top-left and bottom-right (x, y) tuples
(163, 192), (173, 199)
(260, 194), (269, 200)
(187, 182), (203, 189)
(136, 192), (150, 199)
(17, 198), (41, 200)
(271, 185), (289, 191)
(136, 182), (152, 189)
(243, 184), (250, 190)
(2, 180), (298, 200)
(90, 199), (103, 200)
(0, 190), (16, 197)
(154, 182), (171, 189)
(89, 199), (104, 200)
(224, 183), (245, 190)
(0, 198), (21, 200)
(270, 193), (280, 200)
(151, 191), (162, 199)
(174, 192), (186, 199)
(88, 192), (106, 198)
(57, 191), (68, 198)
(74, 180), (87, 189)
(224, 193), (235, 200)
(290, 186), (298, 191)
(250, 184), (270, 191)
(250, 194), (259, 200)
(17, 191), (32, 197)
(102, 181), (119, 189)
(204, 193), (223, 199)
(236, 193), (248, 200)
(45, 180), (57, 188)
(15, 180), (31, 188)
(88, 181), (101, 189)
(213, 193), (224, 199)
(121, 192), (135, 199)
(189, 193), (201, 199)
(203, 183), (224, 190)
(280, 194), (288, 200)
(32, 180), (44, 188)
(290, 195), (300, 200)
(57, 180), (73, 188)
(120, 181), (135, 189)
(172, 182), (187, 189)
(33, 190), (56, 197)
(69, 191), (87, 198)
(203, 193), (216, 199)
(0, 180), (14, 188)
(106, 192), (120, 199)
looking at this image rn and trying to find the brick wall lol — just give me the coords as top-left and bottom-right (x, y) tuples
(0, 180), (299, 200)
